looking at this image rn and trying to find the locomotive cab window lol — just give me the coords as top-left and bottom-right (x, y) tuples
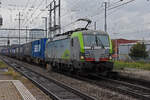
(83, 34), (110, 47)
(97, 35), (110, 47)
(83, 35), (96, 47)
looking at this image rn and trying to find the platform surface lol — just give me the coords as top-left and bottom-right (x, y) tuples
(0, 80), (36, 100)
(116, 68), (150, 81)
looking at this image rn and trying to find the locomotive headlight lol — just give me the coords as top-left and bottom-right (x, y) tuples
(80, 52), (85, 60)
(109, 56), (112, 60)
(80, 56), (84, 60)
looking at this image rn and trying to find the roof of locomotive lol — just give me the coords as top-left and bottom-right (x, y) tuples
(77, 29), (108, 35)
(52, 29), (108, 41)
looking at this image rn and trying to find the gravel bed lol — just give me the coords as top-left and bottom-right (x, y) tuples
(19, 77), (52, 100)
(0, 58), (52, 100)
(115, 68), (150, 81)
(14, 60), (139, 100)
(48, 72), (138, 100)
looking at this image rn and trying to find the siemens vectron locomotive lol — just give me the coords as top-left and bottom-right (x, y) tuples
(45, 28), (113, 74)
(1, 19), (113, 75)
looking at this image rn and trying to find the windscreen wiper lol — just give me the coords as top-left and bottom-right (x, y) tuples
(96, 37), (105, 49)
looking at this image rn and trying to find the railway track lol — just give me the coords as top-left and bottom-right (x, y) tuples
(94, 75), (150, 100)
(62, 72), (150, 100)
(54, 69), (150, 100)
(1, 56), (96, 100)
(118, 75), (150, 89)
(63, 71), (150, 100)
(1, 56), (150, 100)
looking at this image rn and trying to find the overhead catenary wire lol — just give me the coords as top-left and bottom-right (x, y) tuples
(24, 0), (86, 28)
(84, 0), (136, 21)
(60, 0), (124, 25)
(108, 0), (136, 10)
(23, 0), (30, 11)
(9, 0), (140, 32)
(61, 0), (137, 32)
(22, 0), (55, 28)
(22, 0), (46, 27)
(22, 0), (43, 25)
(18, 0), (88, 29)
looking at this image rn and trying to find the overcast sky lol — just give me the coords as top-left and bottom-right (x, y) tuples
(0, 0), (150, 44)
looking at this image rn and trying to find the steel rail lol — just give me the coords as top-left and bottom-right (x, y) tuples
(118, 75), (150, 89)
(2, 55), (150, 100)
(95, 75), (150, 100)
(1, 56), (96, 100)
(51, 70), (150, 100)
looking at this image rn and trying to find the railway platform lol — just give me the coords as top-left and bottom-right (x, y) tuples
(116, 68), (150, 81)
(0, 80), (36, 100)
(0, 59), (52, 100)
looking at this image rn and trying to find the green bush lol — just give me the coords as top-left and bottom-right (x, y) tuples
(129, 42), (148, 59)
(114, 61), (150, 70)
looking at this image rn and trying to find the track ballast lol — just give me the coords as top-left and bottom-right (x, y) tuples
(1, 56), (96, 100)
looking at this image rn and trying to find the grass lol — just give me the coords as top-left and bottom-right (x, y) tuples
(114, 61), (150, 71)
(0, 61), (21, 79)
(4, 67), (21, 79)
(0, 61), (28, 82)
(0, 61), (8, 68)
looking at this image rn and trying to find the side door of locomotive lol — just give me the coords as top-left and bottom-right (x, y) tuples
(70, 37), (80, 61)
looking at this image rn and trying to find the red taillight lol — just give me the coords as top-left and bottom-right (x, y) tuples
(99, 58), (109, 61)
(85, 58), (95, 61)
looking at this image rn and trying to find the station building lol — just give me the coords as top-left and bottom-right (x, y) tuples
(111, 39), (138, 60)
(118, 40), (150, 61)
(112, 39), (150, 61)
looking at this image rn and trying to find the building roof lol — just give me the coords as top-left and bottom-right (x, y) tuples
(112, 38), (138, 45)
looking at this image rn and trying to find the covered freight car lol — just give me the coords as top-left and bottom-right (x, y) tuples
(15, 45), (24, 60)
(9, 45), (19, 58)
(23, 42), (32, 62)
(31, 38), (47, 64)
(0, 48), (7, 55)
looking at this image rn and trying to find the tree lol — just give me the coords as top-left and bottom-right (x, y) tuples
(129, 42), (148, 59)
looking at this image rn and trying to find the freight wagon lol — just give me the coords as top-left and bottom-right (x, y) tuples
(31, 38), (47, 64)
(23, 42), (32, 62)
(9, 45), (18, 58)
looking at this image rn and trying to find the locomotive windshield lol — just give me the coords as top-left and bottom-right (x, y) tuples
(97, 35), (110, 47)
(83, 34), (110, 47)
(83, 35), (97, 47)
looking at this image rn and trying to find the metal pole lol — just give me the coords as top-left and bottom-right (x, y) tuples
(104, 2), (107, 32)
(54, 0), (56, 36)
(54, 0), (56, 27)
(49, 3), (52, 38)
(19, 12), (21, 55)
(7, 32), (10, 47)
(115, 39), (117, 61)
(45, 17), (47, 38)
(59, 0), (61, 33)
(42, 17), (48, 38)
(26, 26), (27, 43)
(94, 22), (96, 30)
(48, 0), (61, 38)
